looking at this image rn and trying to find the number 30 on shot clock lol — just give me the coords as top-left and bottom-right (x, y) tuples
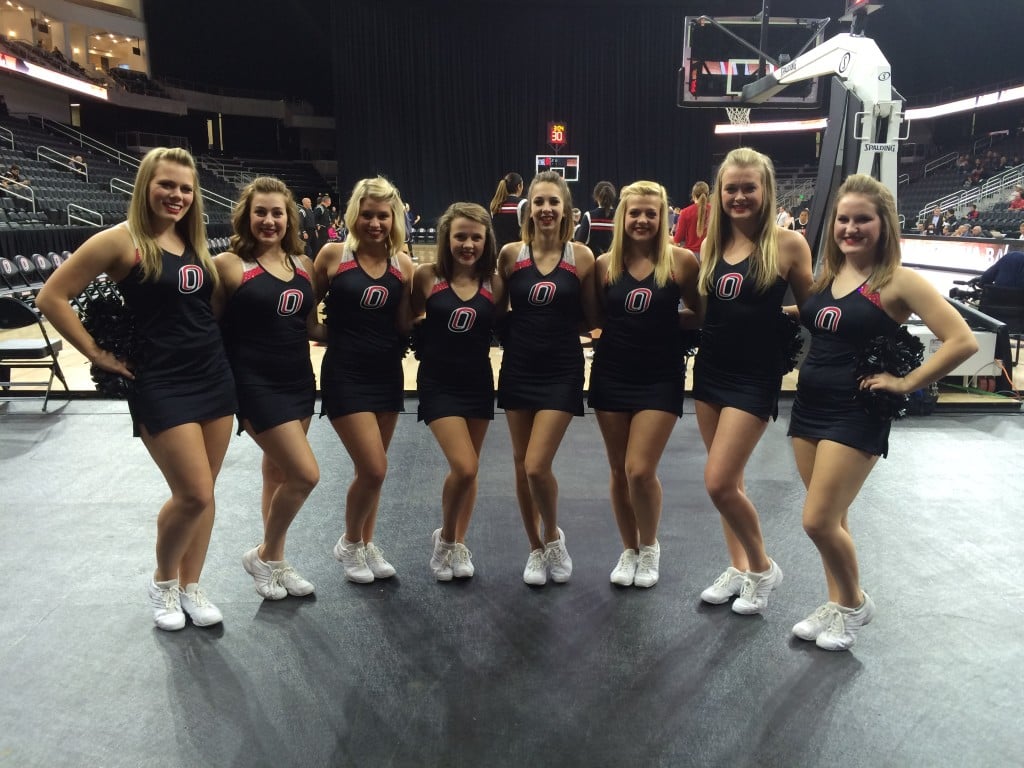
(548, 121), (567, 147)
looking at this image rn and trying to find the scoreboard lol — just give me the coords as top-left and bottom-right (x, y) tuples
(535, 154), (580, 182)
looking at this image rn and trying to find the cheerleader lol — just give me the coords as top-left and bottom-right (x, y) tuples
(575, 180), (617, 256)
(789, 174), (977, 650)
(489, 172), (526, 249)
(693, 147), (813, 614)
(37, 148), (234, 630)
(589, 181), (700, 587)
(214, 177), (323, 600)
(314, 178), (414, 583)
(494, 170), (597, 585)
(411, 202), (498, 580)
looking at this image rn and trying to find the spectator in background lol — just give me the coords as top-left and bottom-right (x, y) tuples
(944, 208), (958, 229)
(1008, 186), (1024, 211)
(404, 202), (421, 247)
(793, 209), (811, 237)
(489, 172), (527, 249)
(977, 251), (1024, 289)
(2, 163), (29, 187)
(68, 154), (86, 173)
(314, 193), (332, 254)
(298, 196), (317, 256)
(966, 204), (980, 222)
(928, 206), (943, 232)
(775, 205), (793, 229)
(673, 180), (711, 254)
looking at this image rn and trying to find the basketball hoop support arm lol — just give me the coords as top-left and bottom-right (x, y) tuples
(740, 32), (907, 196)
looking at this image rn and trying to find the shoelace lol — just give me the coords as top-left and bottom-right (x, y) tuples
(186, 587), (212, 608)
(267, 566), (287, 591)
(637, 550), (657, 570)
(452, 545), (472, 566)
(616, 552), (636, 570)
(157, 585), (180, 611)
(365, 544), (389, 565)
(527, 551), (546, 571)
(808, 603), (836, 626)
(738, 575), (759, 601)
(546, 545), (566, 566)
(824, 606), (847, 635)
(713, 569), (738, 589)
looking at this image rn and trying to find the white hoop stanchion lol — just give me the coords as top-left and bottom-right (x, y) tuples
(725, 106), (751, 125)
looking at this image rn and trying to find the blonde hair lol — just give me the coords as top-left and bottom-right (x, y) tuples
(489, 172), (523, 215)
(814, 174), (902, 293)
(699, 147), (779, 296)
(606, 181), (673, 288)
(691, 180), (710, 239)
(127, 147), (213, 283)
(434, 202), (497, 283)
(229, 176), (303, 262)
(521, 170), (574, 245)
(343, 177), (406, 255)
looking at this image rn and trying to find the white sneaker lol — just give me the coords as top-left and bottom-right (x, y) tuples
(242, 547), (288, 600)
(148, 578), (185, 631)
(364, 542), (396, 579)
(276, 563), (315, 597)
(732, 559), (784, 615)
(610, 549), (638, 586)
(816, 592), (876, 651)
(523, 548), (547, 586)
(792, 602), (838, 642)
(634, 541), (660, 588)
(332, 536), (374, 583)
(544, 528), (573, 583)
(451, 543), (475, 579)
(430, 528), (454, 582)
(700, 566), (745, 604)
(179, 583), (223, 627)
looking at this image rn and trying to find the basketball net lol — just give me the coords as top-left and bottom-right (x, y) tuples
(725, 106), (751, 125)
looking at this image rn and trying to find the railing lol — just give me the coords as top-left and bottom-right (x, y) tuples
(37, 146), (89, 183)
(923, 152), (957, 177)
(898, 173), (910, 186)
(29, 115), (140, 171)
(0, 126), (13, 150)
(110, 178), (134, 197)
(918, 164), (1024, 221)
(109, 176), (232, 213)
(67, 203), (102, 227)
(2, 178), (37, 213)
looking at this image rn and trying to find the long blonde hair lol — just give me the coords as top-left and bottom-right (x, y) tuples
(691, 180), (710, 239)
(699, 147), (779, 296)
(489, 172), (523, 215)
(127, 147), (213, 283)
(606, 181), (673, 288)
(814, 174), (902, 293)
(343, 177), (406, 255)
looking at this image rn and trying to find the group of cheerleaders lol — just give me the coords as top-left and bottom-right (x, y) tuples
(35, 145), (978, 652)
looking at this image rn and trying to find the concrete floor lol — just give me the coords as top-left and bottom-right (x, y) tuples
(0, 398), (1021, 767)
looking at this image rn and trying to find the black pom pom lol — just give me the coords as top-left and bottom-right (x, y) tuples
(77, 281), (137, 398)
(854, 327), (926, 421)
(776, 312), (804, 375)
(408, 321), (424, 361)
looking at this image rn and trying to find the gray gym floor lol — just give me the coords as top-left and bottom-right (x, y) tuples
(1, 398), (1021, 768)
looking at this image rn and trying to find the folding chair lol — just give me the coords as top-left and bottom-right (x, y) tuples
(0, 295), (68, 410)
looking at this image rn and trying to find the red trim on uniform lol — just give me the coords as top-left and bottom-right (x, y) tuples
(590, 219), (615, 231)
(388, 265), (404, 281)
(241, 265), (263, 284)
(337, 260), (358, 274)
(512, 258), (532, 272)
(558, 261), (578, 277)
(479, 286), (494, 302)
(858, 284), (883, 308)
(295, 267), (310, 281)
(498, 203), (520, 214)
(431, 280), (449, 295)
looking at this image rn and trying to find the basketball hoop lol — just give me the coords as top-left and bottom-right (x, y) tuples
(725, 106), (751, 126)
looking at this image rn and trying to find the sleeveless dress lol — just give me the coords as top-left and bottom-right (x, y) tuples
(692, 253), (789, 420)
(788, 282), (902, 457)
(492, 195), (525, 249)
(588, 269), (684, 416)
(416, 273), (496, 423)
(220, 255), (316, 434)
(118, 246), (236, 437)
(320, 246), (406, 418)
(497, 243), (584, 415)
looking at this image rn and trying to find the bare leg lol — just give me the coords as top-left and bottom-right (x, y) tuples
(247, 417), (319, 561)
(695, 401), (771, 573)
(792, 437), (877, 608)
(428, 416), (489, 542)
(330, 411), (398, 543)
